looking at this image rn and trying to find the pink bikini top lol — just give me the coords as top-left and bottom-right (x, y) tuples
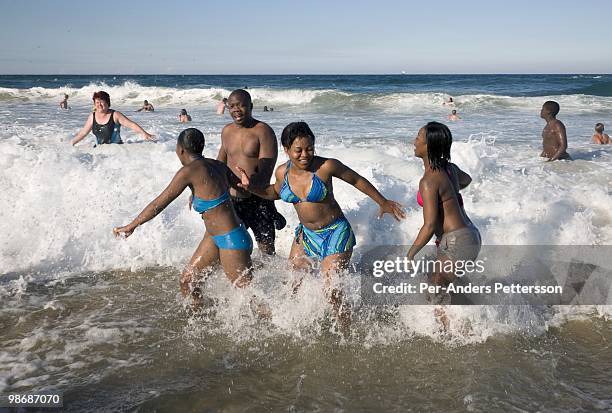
(417, 165), (464, 207)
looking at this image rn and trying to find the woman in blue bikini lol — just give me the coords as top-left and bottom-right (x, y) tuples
(113, 128), (253, 303)
(238, 121), (404, 322)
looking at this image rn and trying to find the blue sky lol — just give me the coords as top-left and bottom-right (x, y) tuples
(1, 0), (611, 74)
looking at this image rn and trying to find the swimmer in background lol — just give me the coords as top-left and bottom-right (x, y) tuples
(136, 100), (154, 112)
(179, 109), (192, 123)
(592, 123), (610, 144)
(59, 94), (69, 109)
(237, 121), (405, 327)
(216, 98), (228, 115)
(448, 109), (461, 121)
(263, 106), (269, 112)
(71, 91), (155, 146)
(444, 97), (454, 106)
(113, 128), (253, 305)
(540, 101), (571, 161)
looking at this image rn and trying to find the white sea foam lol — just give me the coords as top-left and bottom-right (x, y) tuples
(2, 82), (612, 115)
(0, 83), (610, 356)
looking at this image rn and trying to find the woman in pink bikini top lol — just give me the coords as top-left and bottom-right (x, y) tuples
(407, 121), (481, 287)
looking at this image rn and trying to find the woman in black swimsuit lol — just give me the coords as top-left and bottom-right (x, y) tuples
(71, 91), (155, 146)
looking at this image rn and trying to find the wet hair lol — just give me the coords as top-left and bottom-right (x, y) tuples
(92, 91), (110, 106)
(222, 98), (228, 103)
(228, 89), (252, 104)
(595, 123), (604, 132)
(64, 94), (69, 99)
(543, 101), (560, 116)
(180, 109), (187, 115)
(452, 110), (457, 114)
(144, 100), (149, 104)
(281, 121), (315, 148)
(423, 121), (452, 171)
(177, 128), (205, 154)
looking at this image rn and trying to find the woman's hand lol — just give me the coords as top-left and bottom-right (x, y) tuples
(378, 199), (406, 221)
(143, 132), (156, 141)
(235, 166), (251, 190)
(113, 223), (137, 238)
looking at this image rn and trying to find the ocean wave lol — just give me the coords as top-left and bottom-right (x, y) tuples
(1, 82), (612, 112)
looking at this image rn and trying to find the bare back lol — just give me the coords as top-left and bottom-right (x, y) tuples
(592, 132), (610, 144)
(421, 164), (471, 237)
(186, 159), (241, 235)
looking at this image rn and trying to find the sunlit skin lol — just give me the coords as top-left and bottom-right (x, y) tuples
(71, 97), (155, 145)
(407, 127), (473, 262)
(237, 135), (405, 327)
(217, 91), (279, 255)
(539, 104), (570, 161)
(592, 124), (610, 144)
(113, 139), (252, 305)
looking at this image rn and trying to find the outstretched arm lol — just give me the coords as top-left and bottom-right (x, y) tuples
(71, 114), (94, 145)
(407, 179), (438, 260)
(236, 165), (282, 200)
(330, 159), (405, 221)
(115, 111), (155, 141)
(114, 169), (189, 237)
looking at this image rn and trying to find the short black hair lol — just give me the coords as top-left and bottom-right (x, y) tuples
(595, 122), (604, 132)
(423, 121), (452, 171)
(229, 89), (252, 104)
(281, 121), (315, 148)
(543, 101), (560, 116)
(177, 128), (205, 154)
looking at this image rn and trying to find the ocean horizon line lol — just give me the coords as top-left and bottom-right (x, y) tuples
(1, 73), (610, 77)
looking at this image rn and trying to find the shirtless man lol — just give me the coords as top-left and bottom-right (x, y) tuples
(59, 94), (69, 109)
(448, 109), (461, 121)
(540, 101), (570, 161)
(592, 123), (610, 144)
(136, 100), (154, 112)
(217, 89), (285, 255)
(216, 98), (228, 115)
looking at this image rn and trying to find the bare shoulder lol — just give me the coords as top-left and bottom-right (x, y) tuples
(254, 119), (274, 132)
(419, 174), (435, 191)
(276, 161), (288, 177)
(551, 119), (566, 130)
(208, 158), (229, 172)
(174, 164), (192, 182)
(113, 110), (127, 122)
(318, 156), (339, 170)
(221, 122), (236, 137)
(254, 120), (276, 140)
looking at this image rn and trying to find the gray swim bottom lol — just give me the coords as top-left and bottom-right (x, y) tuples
(437, 225), (482, 261)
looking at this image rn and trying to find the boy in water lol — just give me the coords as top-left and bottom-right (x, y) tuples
(592, 123), (610, 144)
(540, 101), (570, 161)
(136, 100), (154, 112)
(59, 94), (69, 109)
(447, 109), (461, 121)
(216, 98), (228, 115)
